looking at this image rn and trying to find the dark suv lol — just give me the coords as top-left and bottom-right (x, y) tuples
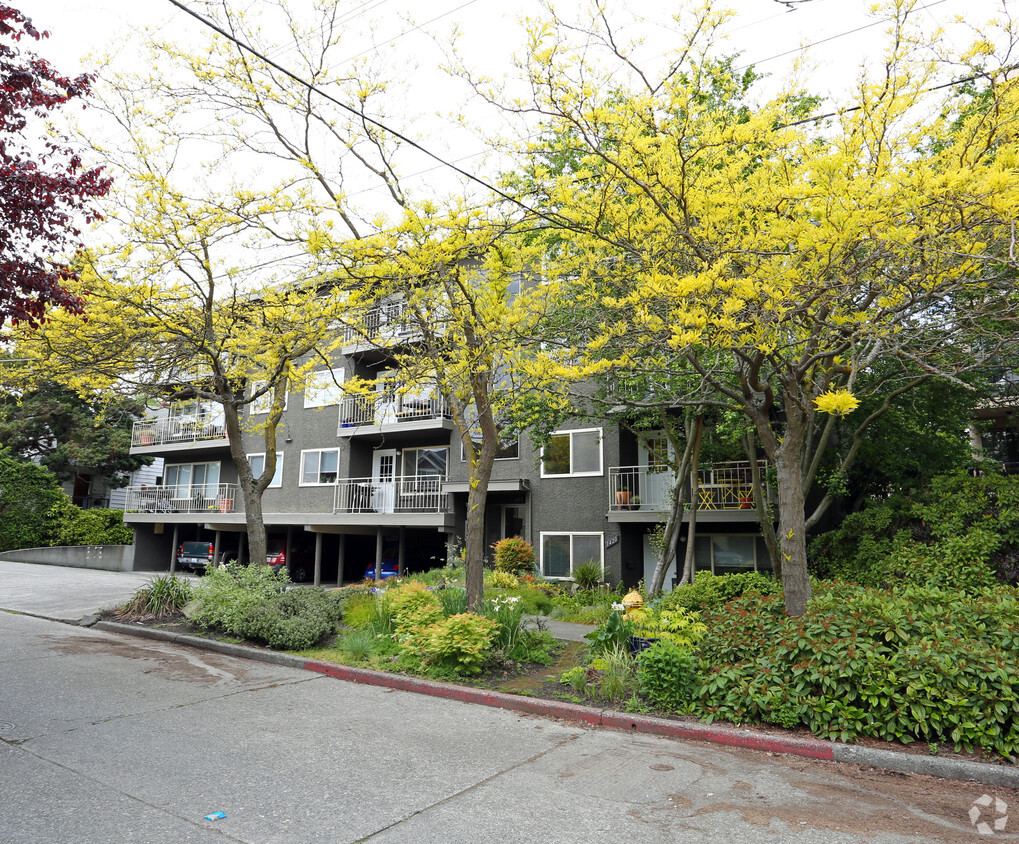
(176, 541), (215, 573)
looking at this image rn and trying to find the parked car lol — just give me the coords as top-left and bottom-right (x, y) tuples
(176, 541), (214, 573)
(364, 559), (400, 580)
(266, 539), (316, 582)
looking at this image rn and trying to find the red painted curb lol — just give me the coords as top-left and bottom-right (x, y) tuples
(303, 658), (604, 724)
(303, 658), (835, 761)
(598, 711), (835, 760)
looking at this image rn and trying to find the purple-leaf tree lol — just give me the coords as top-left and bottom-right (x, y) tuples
(0, 4), (111, 328)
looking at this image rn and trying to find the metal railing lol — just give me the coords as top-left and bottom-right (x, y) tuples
(339, 301), (418, 346)
(132, 413), (228, 447)
(333, 475), (450, 514)
(608, 460), (767, 512)
(124, 483), (239, 514)
(339, 394), (451, 428)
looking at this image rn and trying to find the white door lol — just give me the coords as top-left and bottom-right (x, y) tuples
(375, 373), (399, 424)
(372, 449), (397, 513)
(637, 433), (675, 510)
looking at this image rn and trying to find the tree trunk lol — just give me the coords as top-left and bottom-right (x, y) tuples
(679, 461), (698, 585)
(773, 423), (811, 616)
(648, 414), (700, 594)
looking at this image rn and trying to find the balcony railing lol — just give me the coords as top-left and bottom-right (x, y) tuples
(340, 301), (419, 346)
(124, 483), (239, 514)
(333, 475), (450, 514)
(609, 460), (767, 512)
(133, 413), (228, 447)
(339, 394), (451, 429)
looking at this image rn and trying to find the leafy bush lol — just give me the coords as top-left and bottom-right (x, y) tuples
(117, 574), (193, 619)
(56, 508), (133, 546)
(695, 584), (1019, 757)
(810, 471), (1019, 587)
(638, 639), (698, 712)
(387, 581), (443, 632)
(572, 560), (603, 590)
(0, 450), (66, 551)
(337, 628), (376, 661)
(661, 571), (780, 613)
(415, 613), (497, 675)
(591, 644), (638, 702)
(584, 610), (632, 656)
(630, 606), (707, 650)
(186, 562), (289, 632)
(487, 570), (520, 589)
(493, 536), (536, 575)
(235, 588), (343, 650)
(482, 595), (526, 656)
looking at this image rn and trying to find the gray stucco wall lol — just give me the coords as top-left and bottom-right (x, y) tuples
(0, 545), (135, 572)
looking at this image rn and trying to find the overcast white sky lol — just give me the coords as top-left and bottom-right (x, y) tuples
(25, 0), (1007, 227)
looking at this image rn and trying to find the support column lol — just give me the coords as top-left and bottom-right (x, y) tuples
(170, 524), (179, 573)
(286, 525), (293, 579)
(398, 526), (406, 576)
(238, 532), (246, 566)
(336, 535), (345, 586)
(213, 530), (221, 567)
(314, 532), (322, 587)
(374, 528), (384, 581)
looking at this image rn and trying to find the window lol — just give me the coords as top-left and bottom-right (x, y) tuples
(164, 462), (220, 497)
(303, 368), (345, 408)
(540, 532), (603, 579)
(301, 449), (339, 485)
(541, 428), (602, 477)
(460, 437), (519, 461)
(250, 381), (288, 415)
(405, 446), (448, 479)
(248, 453), (284, 488)
(694, 534), (772, 575)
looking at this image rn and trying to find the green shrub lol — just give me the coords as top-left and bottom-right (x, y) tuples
(0, 451), (66, 551)
(387, 581), (443, 632)
(638, 639), (698, 712)
(234, 588), (343, 650)
(572, 560), (603, 590)
(584, 610), (633, 656)
(487, 570), (520, 589)
(631, 606), (707, 650)
(56, 508), (133, 546)
(694, 584), (1019, 757)
(186, 562), (289, 632)
(415, 613), (497, 675)
(337, 628), (376, 662)
(493, 536), (536, 575)
(117, 574), (193, 619)
(592, 644), (638, 702)
(661, 570), (779, 613)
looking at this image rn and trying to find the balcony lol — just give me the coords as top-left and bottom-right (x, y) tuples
(339, 301), (421, 349)
(123, 483), (240, 515)
(608, 460), (767, 514)
(338, 394), (452, 434)
(132, 413), (228, 449)
(333, 476), (451, 514)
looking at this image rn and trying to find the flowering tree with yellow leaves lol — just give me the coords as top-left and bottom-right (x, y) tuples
(494, 1), (1019, 614)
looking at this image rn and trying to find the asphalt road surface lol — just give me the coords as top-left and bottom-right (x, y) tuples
(1, 562), (1017, 842)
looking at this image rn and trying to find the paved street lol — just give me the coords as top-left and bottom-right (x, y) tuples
(1, 562), (1017, 842)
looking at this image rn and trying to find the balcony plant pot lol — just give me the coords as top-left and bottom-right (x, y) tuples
(615, 489), (631, 509)
(139, 431), (155, 446)
(738, 493), (754, 509)
(217, 498), (233, 513)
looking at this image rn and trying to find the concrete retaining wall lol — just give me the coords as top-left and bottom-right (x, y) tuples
(0, 545), (135, 572)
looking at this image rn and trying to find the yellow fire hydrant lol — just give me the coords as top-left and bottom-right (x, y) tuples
(621, 589), (644, 621)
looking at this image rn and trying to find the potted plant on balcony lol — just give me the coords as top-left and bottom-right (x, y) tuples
(216, 497), (233, 513)
(738, 491), (754, 509)
(138, 427), (156, 446)
(615, 487), (631, 509)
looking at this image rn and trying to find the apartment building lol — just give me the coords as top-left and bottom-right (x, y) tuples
(122, 301), (770, 587)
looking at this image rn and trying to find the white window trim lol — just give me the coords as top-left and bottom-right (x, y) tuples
(299, 448), (340, 486)
(459, 438), (519, 462)
(303, 367), (345, 409)
(248, 452), (284, 488)
(249, 381), (289, 415)
(540, 427), (603, 478)
(539, 531), (604, 580)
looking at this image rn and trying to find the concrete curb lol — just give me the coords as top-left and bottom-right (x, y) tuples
(93, 620), (1019, 790)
